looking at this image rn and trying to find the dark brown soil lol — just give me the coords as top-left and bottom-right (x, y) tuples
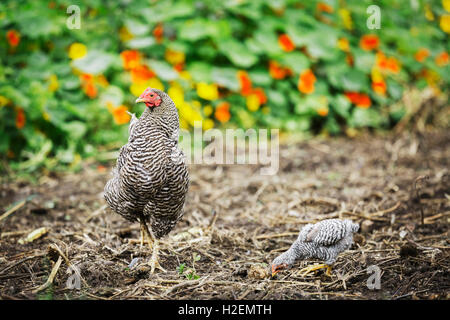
(0, 130), (449, 300)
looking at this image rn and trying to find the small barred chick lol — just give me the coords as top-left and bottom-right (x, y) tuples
(104, 87), (189, 273)
(271, 219), (359, 277)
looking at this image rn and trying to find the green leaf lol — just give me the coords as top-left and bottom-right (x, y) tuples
(125, 19), (150, 36)
(187, 62), (212, 83)
(147, 60), (178, 81)
(280, 52), (310, 73)
(341, 69), (369, 92)
(331, 95), (352, 118)
(211, 67), (239, 91)
(126, 37), (156, 49)
(72, 51), (114, 75)
(218, 40), (258, 68)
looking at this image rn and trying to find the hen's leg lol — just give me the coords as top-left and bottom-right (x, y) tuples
(298, 264), (332, 277)
(140, 219), (166, 273)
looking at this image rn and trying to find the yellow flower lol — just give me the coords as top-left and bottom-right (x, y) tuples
(202, 118), (214, 131)
(168, 82), (184, 107)
(337, 38), (350, 52)
(338, 8), (353, 30)
(425, 5), (434, 21)
(262, 106), (270, 114)
(96, 75), (109, 88)
(68, 43), (87, 60)
(246, 93), (260, 112)
(440, 15), (450, 33)
(179, 101), (203, 126)
(203, 105), (213, 117)
(43, 111), (51, 121)
(119, 26), (134, 42)
(165, 48), (185, 65)
(179, 70), (192, 81)
(130, 78), (165, 96)
(0, 95), (9, 107)
(444, 0), (450, 12)
(196, 82), (218, 100)
(48, 74), (59, 92)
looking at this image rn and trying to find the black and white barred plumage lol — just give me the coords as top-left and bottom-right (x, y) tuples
(104, 89), (189, 239)
(271, 219), (359, 269)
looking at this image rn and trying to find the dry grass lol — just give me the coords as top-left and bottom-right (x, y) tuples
(0, 130), (449, 300)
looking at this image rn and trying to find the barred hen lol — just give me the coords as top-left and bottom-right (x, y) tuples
(104, 88), (189, 273)
(271, 219), (359, 277)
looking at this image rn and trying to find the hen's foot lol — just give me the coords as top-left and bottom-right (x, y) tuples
(298, 264), (332, 277)
(149, 240), (166, 274)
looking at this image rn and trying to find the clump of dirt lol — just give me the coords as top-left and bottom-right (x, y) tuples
(0, 130), (449, 300)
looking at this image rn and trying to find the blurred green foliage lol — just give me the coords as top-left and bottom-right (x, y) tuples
(0, 0), (449, 172)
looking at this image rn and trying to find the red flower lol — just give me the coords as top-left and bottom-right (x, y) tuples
(7, 30), (20, 47)
(359, 34), (379, 51)
(278, 34), (295, 52)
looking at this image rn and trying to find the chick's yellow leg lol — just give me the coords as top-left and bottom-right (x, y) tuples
(298, 264), (332, 277)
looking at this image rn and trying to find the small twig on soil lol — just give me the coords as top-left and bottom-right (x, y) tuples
(414, 175), (429, 225)
(32, 255), (62, 294)
(0, 200), (26, 223)
(255, 232), (298, 240)
(83, 204), (107, 223)
(0, 252), (46, 275)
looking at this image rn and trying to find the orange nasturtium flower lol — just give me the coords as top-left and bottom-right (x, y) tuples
(237, 70), (252, 96)
(79, 74), (98, 99)
(359, 34), (379, 51)
(153, 23), (164, 43)
(214, 102), (231, 123)
(345, 92), (371, 108)
(6, 30), (20, 47)
(317, 2), (334, 13)
(278, 34), (295, 52)
(317, 107), (329, 117)
(111, 105), (131, 125)
(252, 87), (267, 105)
(15, 108), (26, 129)
(120, 50), (140, 70)
(372, 80), (386, 96)
(131, 65), (155, 83)
(435, 52), (449, 66)
(298, 69), (316, 94)
(269, 60), (289, 79)
(415, 48), (430, 62)
(376, 52), (400, 74)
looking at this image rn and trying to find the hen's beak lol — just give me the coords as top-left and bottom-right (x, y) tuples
(135, 98), (145, 103)
(271, 265), (278, 277)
